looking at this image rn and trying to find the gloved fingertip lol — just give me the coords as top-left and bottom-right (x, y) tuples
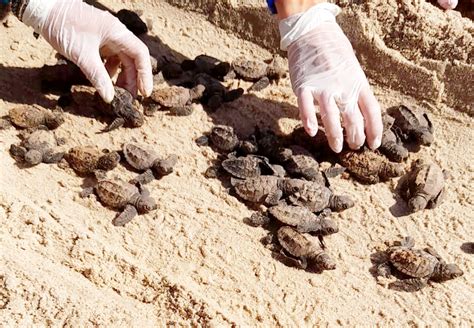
(369, 136), (382, 150)
(304, 119), (318, 137)
(329, 137), (343, 153)
(99, 85), (115, 104)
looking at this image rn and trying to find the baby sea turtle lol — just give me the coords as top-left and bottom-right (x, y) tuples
(387, 105), (434, 146)
(279, 145), (324, 183)
(65, 146), (120, 177)
(244, 212), (272, 227)
(5, 105), (64, 130)
(338, 147), (405, 184)
(151, 85), (205, 116)
(269, 204), (338, 236)
(287, 181), (355, 213)
(193, 73), (244, 110)
(181, 54), (231, 80)
(96, 86), (144, 132)
(376, 237), (463, 292)
(398, 159), (446, 213)
(123, 143), (178, 185)
(379, 114), (408, 162)
(115, 9), (148, 36)
(276, 226), (336, 271)
(209, 125), (240, 152)
(221, 155), (281, 179)
(232, 176), (308, 206)
(9, 129), (64, 166)
(81, 179), (157, 226)
(40, 59), (88, 93)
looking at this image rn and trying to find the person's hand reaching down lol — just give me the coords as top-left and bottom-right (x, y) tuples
(22, 0), (153, 102)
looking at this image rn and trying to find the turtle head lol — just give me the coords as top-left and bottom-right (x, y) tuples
(25, 149), (43, 166)
(136, 196), (157, 214)
(436, 263), (463, 281)
(408, 195), (428, 212)
(44, 109), (65, 129)
(414, 129), (433, 146)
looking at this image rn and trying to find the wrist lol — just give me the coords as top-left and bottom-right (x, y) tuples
(275, 0), (327, 19)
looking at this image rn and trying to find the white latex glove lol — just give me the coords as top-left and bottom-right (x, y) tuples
(22, 0), (153, 102)
(280, 4), (382, 153)
(437, 0), (458, 9)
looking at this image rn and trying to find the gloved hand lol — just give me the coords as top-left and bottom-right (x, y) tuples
(437, 0), (458, 9)
(280, 4), (382, 153)
(22, 0), (153, 102)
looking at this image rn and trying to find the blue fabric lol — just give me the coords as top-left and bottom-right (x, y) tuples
(0, 0), (10, 4)
(266, 0), (277, 14)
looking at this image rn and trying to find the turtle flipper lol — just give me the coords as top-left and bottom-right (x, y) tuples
(80, 187), (95, 198)
(42, 150), (65, 163)
(130, 169), (155, 186)
(112, 205), (138, 226)
(272, 249), (307, 270)
(388, 278), (428, 292)
(101, 117), (125, 133)
(376, 262), (392, 279)
(427, 188), (445, 209)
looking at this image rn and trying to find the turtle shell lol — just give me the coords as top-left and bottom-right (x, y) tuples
(277, 226), (314, 258)
(66, 146), (101, 173)
(123, 143), (158, 171)
(151, 86), (190, 108)
(9, 106), (44, 128)
(232, 57), (268, 81)
(390, 248), (438, 278)
(95, 180), (138, 209)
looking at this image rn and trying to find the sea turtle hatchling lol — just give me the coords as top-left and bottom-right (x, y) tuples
(221, 155), (282, 179)
(3, 105), (64, 130)
(338, 147), (405, 184)
(209, 125), (240, 152)
(268, 204), (338, 236)
(151, 84), (205, 116)
(278, 145), (324, 183)
(123, 143), (178, 185)
(65, 146), (120, 177)
(95, 86), (144, 132)
(287, 180), (355, 213)
(232, 176), (308, 206)
(398, 159), (446, 213)
(387, 105), (434, 146)
(376, 237), (463, 292)
(379, 114), (408, 163)
(81, 179), (157, 226)
(276, 226), (336, 271)
(232, 55), (287, 91)
(9, 129), (64, 166)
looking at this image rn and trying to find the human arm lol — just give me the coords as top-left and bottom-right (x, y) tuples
(273, 0), (382, 153)
(5, 0), (153, 103)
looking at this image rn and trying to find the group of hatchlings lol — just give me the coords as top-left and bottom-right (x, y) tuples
(1, 9), (468, 292)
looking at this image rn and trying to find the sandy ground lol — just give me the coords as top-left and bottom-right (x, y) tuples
(1, 0), (473, 326)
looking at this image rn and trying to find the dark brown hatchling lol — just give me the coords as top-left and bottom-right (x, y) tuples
(209, 125), (240, 152)
(40, 59), (88, 93)
(6, 105), (64, 130)
(65, 146), (120, 177)
(376, 237), (463, 292)
(115, 9), (148, 36)
(379, 114), (408, 162)
(282, 177), (354, 213)
(221, 155), (281, 179)
(398, 159), (446, 213)
(96, 86), (144, 132)
(338, 147), (405, 184)
(276, 226), (336, 271)
(151, 85), (204, 116)
(279, 145), (324, 183)
(81, 179), (157, 226)
(123, 143), (178, 185)
(188, 54), (231, 79)
(387, 105), (434, 146)
(9, 129), (64, 166)
(268, 204), (338, 236)
(193, 73), (243, 110)
(232, 176), (308, 206)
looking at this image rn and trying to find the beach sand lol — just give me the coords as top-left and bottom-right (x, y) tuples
(0, 0), (473, 326)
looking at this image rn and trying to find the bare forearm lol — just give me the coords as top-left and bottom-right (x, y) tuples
(275, 0), (327, 19)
